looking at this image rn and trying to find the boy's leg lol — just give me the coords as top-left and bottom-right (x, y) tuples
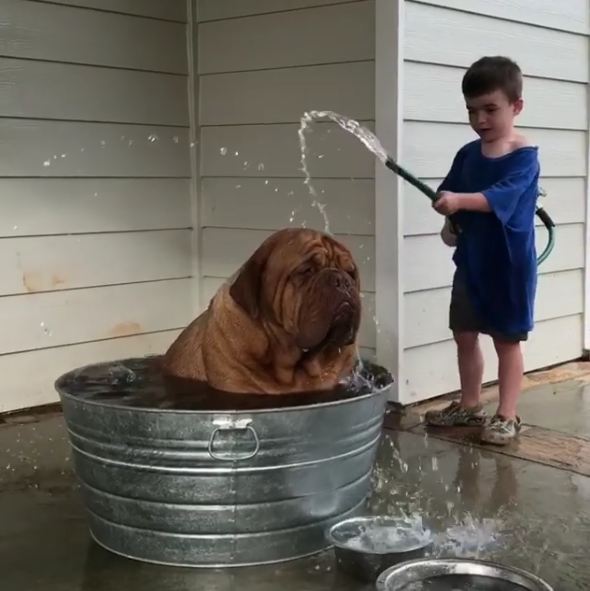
(455, 331), (484, 408)
(481, 337), (523, 445)
(424, 331), (487, 427)
(493, 338), (523, 419)
(425, 269), (487, 427)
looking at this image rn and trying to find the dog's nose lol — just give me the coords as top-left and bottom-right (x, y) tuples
(330, 271), (351, 292)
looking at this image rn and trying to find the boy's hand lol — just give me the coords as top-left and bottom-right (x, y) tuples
(433, 191), (460, 215)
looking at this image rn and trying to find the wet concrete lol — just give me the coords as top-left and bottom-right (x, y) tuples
(1, 408), (589, 590)
(483, 379), (590, 439)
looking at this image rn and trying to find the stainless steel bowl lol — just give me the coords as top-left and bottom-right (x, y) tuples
(327, 516), (433, 582)
(376, 557), (554, 590)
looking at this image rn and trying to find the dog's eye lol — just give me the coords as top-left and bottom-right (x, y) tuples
(296, 265), (314, 277)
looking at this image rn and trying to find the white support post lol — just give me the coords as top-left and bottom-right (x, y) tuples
(375, 0), (404, 401)
(584, 139), (590, 352)
(584, 45), (590, 353)
(187, 0), (202, 316)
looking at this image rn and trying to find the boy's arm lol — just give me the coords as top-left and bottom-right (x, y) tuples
(434, 149), (539, 222)
(440, 217), (458, 247)
(435, 192), (491, 215)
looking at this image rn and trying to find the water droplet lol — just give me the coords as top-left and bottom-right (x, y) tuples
(243, 161), (249, 168)
(287, 190), (295, 196)
(318, 154), (324, 159)
(12, 225), (18, 231)
(128, 139), (135, 147)
(235, 184), (242, 189)
(60, 153), (66, 159)
(431, 457), (438, 471)
(93, 192), (99, 197)
(234, 151), (239, 156)
(274, 187), (279, 192)
(43, 160), (51, 167)
(80, 147), (85, 152)
(189, 142), (196, 148)
(264, 180), (269, 185)
(148, 134), (158, 143)
(172, 136), (179, 144)
(219, 147), (228, 156)
(53, 155), (58, 160)
(100, 140), (106, 147)
(257, 162), (265, 171)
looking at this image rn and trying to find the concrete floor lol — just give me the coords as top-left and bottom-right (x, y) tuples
(1, 377), (590, 590)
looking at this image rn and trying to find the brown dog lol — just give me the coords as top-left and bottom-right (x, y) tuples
(162, 228), (361, 394)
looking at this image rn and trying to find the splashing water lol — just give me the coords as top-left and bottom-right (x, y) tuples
(340, 517), (432, 554)
(305, 110), (389, 163)
(297, 110), (390, 232)
(40, 321), (52, 337)
(432, 514), (504, 559)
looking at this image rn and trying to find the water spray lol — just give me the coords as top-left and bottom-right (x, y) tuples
(298, 110), (555, 266)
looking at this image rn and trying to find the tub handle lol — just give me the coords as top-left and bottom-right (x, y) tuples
(207, 423), (260, 461)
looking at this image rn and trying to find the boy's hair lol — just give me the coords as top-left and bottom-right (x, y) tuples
(462, 56), (523, 103)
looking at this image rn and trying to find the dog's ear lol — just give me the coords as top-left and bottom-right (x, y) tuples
(229, 256), (264, 319)
(229, 231), (286, 319)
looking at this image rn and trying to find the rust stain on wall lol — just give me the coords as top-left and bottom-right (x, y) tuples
(51, 273), (67, 288)
(109, 321), (143, 337)
(22, 272), (43, 293)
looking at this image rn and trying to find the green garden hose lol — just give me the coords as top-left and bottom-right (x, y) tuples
(385, 157), (555, 266)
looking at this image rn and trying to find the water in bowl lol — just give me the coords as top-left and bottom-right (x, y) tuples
(335, 516), (432, 555)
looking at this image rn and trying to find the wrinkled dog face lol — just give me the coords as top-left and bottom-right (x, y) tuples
(230, 229), (361, 352)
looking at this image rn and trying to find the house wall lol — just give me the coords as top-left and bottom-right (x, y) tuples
(0, 0), (192, 412)
(399, 0), (589, 403)
(196, 0), (378, 359)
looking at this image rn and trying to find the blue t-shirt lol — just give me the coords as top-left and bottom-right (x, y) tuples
(439, 139), (540, 335)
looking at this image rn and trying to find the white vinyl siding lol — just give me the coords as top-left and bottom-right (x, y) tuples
(0, 0), (190, 412)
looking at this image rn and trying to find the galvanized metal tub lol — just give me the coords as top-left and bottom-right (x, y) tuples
(55, 356), (390, 567)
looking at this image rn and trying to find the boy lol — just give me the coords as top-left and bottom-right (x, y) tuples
(425, 56), (540, 445)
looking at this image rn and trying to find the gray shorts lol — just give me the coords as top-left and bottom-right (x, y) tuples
(449, 270), (528, 343)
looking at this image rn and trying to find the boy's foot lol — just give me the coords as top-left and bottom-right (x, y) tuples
(424, 401), (487, 427)
(480, 415), (521, 445)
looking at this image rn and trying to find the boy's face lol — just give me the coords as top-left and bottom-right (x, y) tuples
(465, 89), (523, 142)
